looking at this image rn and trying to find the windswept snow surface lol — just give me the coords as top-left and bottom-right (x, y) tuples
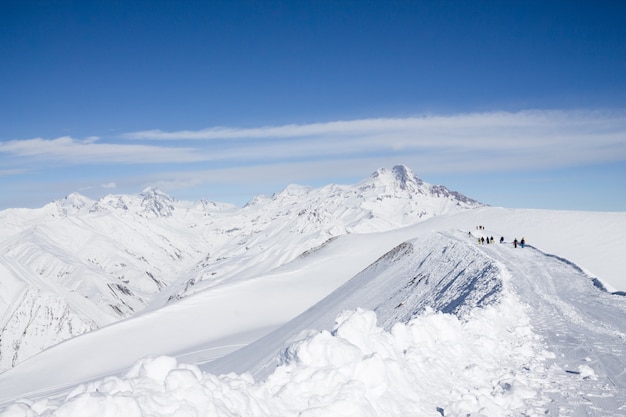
(0, 208), (625, 416)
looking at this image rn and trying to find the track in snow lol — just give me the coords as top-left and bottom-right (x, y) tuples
(473, 235), (626, 416)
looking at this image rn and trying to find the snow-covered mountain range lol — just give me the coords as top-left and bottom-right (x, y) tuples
(1, 165), (625, 416)
(0, 165), (480, 372)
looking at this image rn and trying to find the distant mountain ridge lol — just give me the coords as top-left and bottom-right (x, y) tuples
(0, 165), (481, 372)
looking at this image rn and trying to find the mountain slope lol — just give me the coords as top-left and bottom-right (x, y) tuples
(1, 215), (624, 416)
(203, 231), (504, 380)
(0, 165), (480, 372)
(223, 228), (626, 416)
(1, 206), (625, 404)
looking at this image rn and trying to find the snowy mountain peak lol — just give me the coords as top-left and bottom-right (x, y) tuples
(140, 186), (164, 196)
(88, 188), (176, 217)
(272, 184), (312, 201)
(90, 194), (132, 213)
(59, 192), (93, 211)
(140, 187), (175, 218)
(392, 164), (422, 187)
(362, 165), (480, 209)
(368, 165), (425, 191)
(47, 192), (94, 216)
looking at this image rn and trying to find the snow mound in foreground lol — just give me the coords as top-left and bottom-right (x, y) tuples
(2, 294), (550, 417)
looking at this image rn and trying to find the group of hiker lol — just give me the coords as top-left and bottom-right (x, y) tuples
(472, 226), (525, 248)
(477, 236), (494, 244)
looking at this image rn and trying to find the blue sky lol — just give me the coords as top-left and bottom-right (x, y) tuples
(1, 0), (625, 211)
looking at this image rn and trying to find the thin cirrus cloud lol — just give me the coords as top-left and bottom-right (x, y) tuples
(124, 109), (626, 168)
(1, 110), (625, 171)
(0, 169), (27, 177)
(0, 136), (206, 165)
(125, 110), (581, 141)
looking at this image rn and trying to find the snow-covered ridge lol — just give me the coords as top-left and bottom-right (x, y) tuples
(0, 165), (480, 372)
(204, 231), (505, 379)
(88, 187), (180, 218)
(3, 219), (625, 416)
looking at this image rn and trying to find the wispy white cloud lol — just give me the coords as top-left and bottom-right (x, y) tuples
(125, 109), (626, 146)
(3, 111), (625, 170)
(0, 169), (27, 177)
(101, 182), (117, 189)
(0, 136), (207, 164)
(123, 109), (626, 168)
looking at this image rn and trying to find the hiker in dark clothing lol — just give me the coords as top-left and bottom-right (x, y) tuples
(500, 236), (504, 244)
(513, 238), (518, 248)
(520, 237), (525, 248)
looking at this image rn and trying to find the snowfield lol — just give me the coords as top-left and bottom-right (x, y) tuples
(0, 166), (625, 416)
